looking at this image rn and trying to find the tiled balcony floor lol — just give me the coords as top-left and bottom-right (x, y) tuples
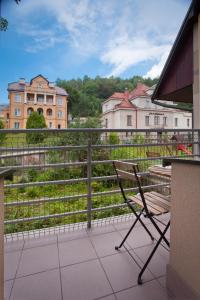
(4, 214), (174, 300)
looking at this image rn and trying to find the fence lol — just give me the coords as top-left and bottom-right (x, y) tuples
(0, 128), (199, 240)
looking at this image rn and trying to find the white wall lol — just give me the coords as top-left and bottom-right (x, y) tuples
(102, 99), (121, 113)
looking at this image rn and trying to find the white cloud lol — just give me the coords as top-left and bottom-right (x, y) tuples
(11, 0), (191, 76)
(144, 50), (171, 79)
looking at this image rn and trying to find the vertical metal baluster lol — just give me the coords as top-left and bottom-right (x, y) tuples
(87, 133), (92, 229)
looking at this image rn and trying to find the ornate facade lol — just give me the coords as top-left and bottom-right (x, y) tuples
(6, 75), (68, 129)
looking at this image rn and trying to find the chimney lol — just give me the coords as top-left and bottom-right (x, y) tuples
(49, 82), (55, 88)
(19, 78), (25, 85)
(124, 88), (129, 100)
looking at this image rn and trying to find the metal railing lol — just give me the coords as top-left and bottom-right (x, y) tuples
(1, 128), (199, 240)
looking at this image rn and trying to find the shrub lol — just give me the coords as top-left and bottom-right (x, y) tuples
(0, 119), (6, 144)
(26, 112), (46, 144)
(108, 133), (120, 145)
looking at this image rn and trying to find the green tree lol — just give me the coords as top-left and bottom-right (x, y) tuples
(0, 119), (6, 144)
(26, 112), (46, 144)
(56, 75), (159, 118)
(0, 0), (21, 31)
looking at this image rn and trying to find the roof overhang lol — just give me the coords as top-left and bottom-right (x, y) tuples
(152, 0), (200, 104)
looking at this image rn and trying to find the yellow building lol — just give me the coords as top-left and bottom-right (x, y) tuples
(7, 75), (68, 129)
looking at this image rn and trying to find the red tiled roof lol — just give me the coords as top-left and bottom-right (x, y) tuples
(129, 82), (150, 99)
(115, 100), (136, 109)
(114, 89), (137, 109)
(109, 92), (125, 100)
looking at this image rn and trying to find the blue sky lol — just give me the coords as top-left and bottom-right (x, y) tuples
(0, 0), (191, 104)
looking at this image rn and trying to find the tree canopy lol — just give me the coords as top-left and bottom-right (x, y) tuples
(26, 112), (46, 144)
(56, 75), (158, 118)
(0, 0), (21, 31)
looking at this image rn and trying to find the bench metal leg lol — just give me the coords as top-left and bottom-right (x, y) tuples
(137, 221), (170, 285)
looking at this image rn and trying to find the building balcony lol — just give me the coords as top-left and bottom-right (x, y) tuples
(5, 214), (171, 300)
(1, 128), (199, 300)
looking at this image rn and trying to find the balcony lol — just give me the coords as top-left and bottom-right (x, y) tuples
(5, 214), (171, 300)
(1, 128), (199, 300)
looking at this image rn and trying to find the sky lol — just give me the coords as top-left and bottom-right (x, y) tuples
(0, 0), (191, 104)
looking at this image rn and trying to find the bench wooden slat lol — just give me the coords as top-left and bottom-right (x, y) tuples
(145, 192), (170, 207)
(128, 191), (170, 215)
(114, 160), (137, 171)
(128, 195), (161, 215)
(117, 169), (138, 181)
(149, 166), (171, 178)
(144, 193), (170, 211)
(150, 191), (171, 202)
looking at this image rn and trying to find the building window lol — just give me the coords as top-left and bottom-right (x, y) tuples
(27, 93), (34, 102)
(105, 118), (108, 128)
(47, 96), (53, 104)
(27, 107), (34, 115)
(15, 94), (21, 102)
(57, 98), (63, 106)
(37, 94), (44, 103)
(14, 108), (21, 116)
(154, 116), (160, 125)
(175, 118), (178, 127)
(58, 111), (63, 118)
(163, 117), (167, 126)
(145, 116), (150, 126)
(47, 108), (53, 116)
(37, 108), (43, 115)
(14, 122), (20, 129)
(49, 122), (53, 128)
(127, 115), (132, 126)
(187, 118), (190, 127)
(58, 124), (61, 129)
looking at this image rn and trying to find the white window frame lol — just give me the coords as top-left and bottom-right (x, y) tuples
(37, 94), (44, 103)
(14, 94), (21, 103)
(175, 118), (178, 127)
(187, 118), (190, 127)
(57, 98), (63, 106)
(14, 108), (21, 117)
(154, 116), (160, 126)
(58, 110), (63, 118)
(127, 115), (132, 126)
(145, 116), (150, 126)
(14, 122), (20, 129)
(163, 116), (167, 126)
(49, 122), (53, 128)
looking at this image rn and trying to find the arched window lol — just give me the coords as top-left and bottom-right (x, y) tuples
(27, 107), (34, 116)
(37, 108), (43, 115)
(47, 108), (53, 116)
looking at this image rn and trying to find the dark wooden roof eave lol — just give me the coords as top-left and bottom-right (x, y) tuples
(152, 0), (200, 103)
(154, 85), (193, 103)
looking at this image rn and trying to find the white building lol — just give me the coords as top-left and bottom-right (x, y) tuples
(102, 83), (192, 132)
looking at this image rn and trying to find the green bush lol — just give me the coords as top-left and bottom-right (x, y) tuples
(0, 119), (6, 143)
(108, 133), (120, 145)
(26, 112), (46, 144)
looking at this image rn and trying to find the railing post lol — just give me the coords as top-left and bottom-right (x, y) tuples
(0, 177), (4, 300)
(87, 133), (92, 229)
(198, 129), (200, 157)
